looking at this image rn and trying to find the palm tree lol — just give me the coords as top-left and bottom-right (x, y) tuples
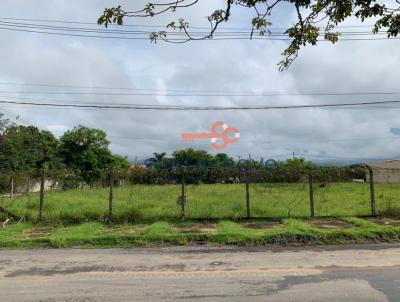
(152, 152), (166, 163)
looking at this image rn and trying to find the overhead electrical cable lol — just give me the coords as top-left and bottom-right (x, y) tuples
(0, 16), (377, 30)
(1, 81), (400, 96)
(2, 98), (400, 111)
(2, 89), (400, 97)
(0, 26), (396, 41)
(0, 19), (388, 36)
(0, 17), (397, 41)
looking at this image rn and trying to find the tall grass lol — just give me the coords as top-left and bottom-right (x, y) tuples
(1, 182), (400, 224)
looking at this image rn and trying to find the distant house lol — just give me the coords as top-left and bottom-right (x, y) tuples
(129, 164), (147, 169)
(129, 164), (148, 176)
(367, 160), (400, 183)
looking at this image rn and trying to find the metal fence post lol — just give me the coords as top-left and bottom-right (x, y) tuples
(10, 176), (14, 199)
(246, 176), (250, 219)
(308, 172), (315, 218)
(39, 169), (45, 222)
(181, 170), (186, 220)
(108, 171), (114, 222)
(26, 177), (30, 196)
(367, 166), (376, 216)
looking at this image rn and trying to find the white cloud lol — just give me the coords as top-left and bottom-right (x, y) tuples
(0, 0), (400, 164)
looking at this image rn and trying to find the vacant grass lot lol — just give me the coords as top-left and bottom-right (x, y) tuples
(1, 182), (400, 223)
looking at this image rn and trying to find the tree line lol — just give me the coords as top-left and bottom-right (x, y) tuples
(0, 113), (366, 190)
(139, 149), (366, 184)
(0, 113), (129, 189)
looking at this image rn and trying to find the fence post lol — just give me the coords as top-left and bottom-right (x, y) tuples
(367, 166), (376, 216)
(308, 172), (315, 218)
(108, 171), (114, 222)
(245, 177), (250, 219)
(39, 169), (45, 222)
(10, 176), (14, 199)
(181, 171), (186, 220)
(26, 177), (30, 196)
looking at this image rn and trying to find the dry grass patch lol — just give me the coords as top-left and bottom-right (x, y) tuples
(308, 218), (355, 230)
(101, 225), (148, 235)
(23, 226), (54, 238)
(240, 221), (283, 230)
(173, 223), (218, 233)
(368, 218), (400, 227)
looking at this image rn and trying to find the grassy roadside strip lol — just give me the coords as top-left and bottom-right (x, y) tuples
(0, 217), (400, 249)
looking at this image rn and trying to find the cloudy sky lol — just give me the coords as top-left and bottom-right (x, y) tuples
(0, 0), (400, 164)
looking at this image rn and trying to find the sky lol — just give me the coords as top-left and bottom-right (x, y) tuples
(0, 0), (400, 164)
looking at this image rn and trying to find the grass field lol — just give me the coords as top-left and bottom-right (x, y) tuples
(1, 182), (400, 223)
(2, 217), (400, 249)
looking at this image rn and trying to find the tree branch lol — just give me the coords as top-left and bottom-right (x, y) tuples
(97, 0), (400, 70)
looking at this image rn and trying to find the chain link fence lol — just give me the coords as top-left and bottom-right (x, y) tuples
(311, 169), (371, 217)
(370, 168), (400, 217)
(1, 166), (396, 223)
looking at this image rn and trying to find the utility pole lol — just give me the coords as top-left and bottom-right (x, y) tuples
(293, 152), (295, 159)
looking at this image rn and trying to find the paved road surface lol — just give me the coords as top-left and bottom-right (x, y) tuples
(1, 244), (400, 301)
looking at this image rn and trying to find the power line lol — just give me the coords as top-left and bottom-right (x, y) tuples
(1, 81), (400, 97)
(2, 89), (400, 97)
(0, 18), (397, 42)
(0, 25), (397, 42)
(0, 16), (377, 31)
(2, 98), (400, 111)
(0, 19), (387, 37)
(2, 95), (400, 112)
(0, 20), (272, 36)
(1, 95), (400, 111)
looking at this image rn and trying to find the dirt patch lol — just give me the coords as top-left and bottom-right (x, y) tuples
(173, 223), (218, 233)
(240, 222), (283, 230)
(368, 218), (400, 227)
(308, 219), (355, 230)
(102, 225), (147, 235)
(23, 226), (54, 238)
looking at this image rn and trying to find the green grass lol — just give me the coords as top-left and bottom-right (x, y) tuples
(2, 182), (400, 224)
(1, 218), (400, 249)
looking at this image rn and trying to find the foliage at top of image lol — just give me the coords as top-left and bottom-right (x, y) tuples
(98, 0), (400, 70)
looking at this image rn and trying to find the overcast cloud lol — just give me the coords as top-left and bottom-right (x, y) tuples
(0, 0), (400, 164)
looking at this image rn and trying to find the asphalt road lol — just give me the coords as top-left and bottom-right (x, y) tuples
(1, 244), (400, 302)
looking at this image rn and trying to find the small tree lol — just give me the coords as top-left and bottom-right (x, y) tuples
(59, 125), (115, 184)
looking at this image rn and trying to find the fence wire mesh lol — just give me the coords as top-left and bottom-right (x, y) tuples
(250, 182), (310, 218)
(312, 169), (371, 217)
(0, 165), (385, 223)
(372, 168), (400, 217)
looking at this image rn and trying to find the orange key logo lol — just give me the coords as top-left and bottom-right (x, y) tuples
(181, 121), (240, 150)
